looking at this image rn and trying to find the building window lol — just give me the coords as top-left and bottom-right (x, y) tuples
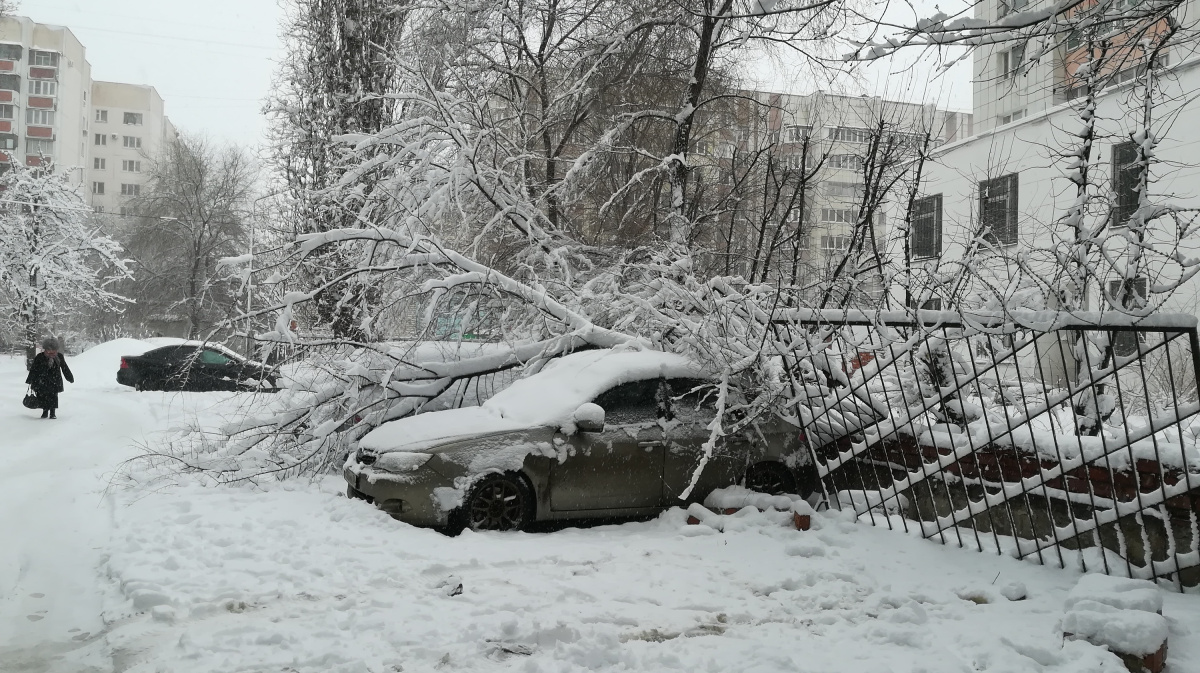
(911, 297), (943, 310)
(820, 235), (851, 252)
(28, 80), (58, 97)
(998, 0), (1028, 18)
(912, 194), (943, 259)
(123, 112), (143, 126)
(999, 109), (1026, 125)
(1107, 277), (1148, 355)
(26, 138), (54, 155)
(92, 181), (105, 195)
(122, 159), (141, 172)
(0, 74), (18, 92)
(979, 173), (1019, 245)
(25, 109), (54, 126)
(828, 127), (873, 144)
(94, 133), (107, 146)
(94, 157), (106, 169)
(0, 133), (15, 149)
(786, 125), (812, 143)
(825, 181), (863, 199)
(30, 51), (59, 67)
(93, 205), (104, 213)
(821, 208), (857, 223)
(1111, 141), (1140, 227)
(0, 104), (12, 120)
(785, 153), (806, 170)
(120, 183), (141, 196)
(95, 109), (108, 123)
(0, 44), (21, 61)
(999, 44), (1025, 80)
(829, 154), (864, 171)
(122, 136), (142, 149)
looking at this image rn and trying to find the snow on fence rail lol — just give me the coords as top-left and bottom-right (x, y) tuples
(776, 310), (1200, 591)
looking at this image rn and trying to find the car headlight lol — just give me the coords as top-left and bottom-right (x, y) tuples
(374, 451), (433, 473)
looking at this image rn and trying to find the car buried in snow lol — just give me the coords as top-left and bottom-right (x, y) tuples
(117, 342), (279, 392)
(344, 347), (815, 532)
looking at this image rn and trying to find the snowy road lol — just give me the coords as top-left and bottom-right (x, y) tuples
(3, 342), (1200, 673)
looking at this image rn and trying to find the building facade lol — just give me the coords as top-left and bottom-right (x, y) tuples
(88, 81), (175, 213)
(695, 89), (971, 294)
(0, 15), (174, 216)
(0, 16), (92, 182)
(903, 0), (1200, 314)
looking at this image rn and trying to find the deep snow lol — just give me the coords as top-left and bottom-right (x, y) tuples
(3, 345), (1200, 672)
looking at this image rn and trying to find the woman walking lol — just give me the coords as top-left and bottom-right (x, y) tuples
(26, 338), (74, 419)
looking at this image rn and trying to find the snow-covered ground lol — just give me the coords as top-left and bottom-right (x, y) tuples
(3, 343), (1200, 673)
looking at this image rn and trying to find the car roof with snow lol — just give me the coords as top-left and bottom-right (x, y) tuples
(359, 347), (702, 453)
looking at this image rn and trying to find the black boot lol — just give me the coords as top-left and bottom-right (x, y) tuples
(40, 409), (48, 418)
(49, 410), (56, 419)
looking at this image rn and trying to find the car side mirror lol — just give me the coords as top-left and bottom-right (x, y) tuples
(572, 402), (604, 433)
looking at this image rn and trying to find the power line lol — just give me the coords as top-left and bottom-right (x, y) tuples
(67, 24), (280, 51)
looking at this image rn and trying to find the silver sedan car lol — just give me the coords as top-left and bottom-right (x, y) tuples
(344, 348), (813, 532)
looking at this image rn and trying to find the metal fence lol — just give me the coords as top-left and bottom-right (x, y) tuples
(779, 309), (1200, 591)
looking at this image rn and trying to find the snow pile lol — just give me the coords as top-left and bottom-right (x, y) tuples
(67, 337), (161, 387)
(1062, 574), (1168, 657)
(703, 485), (813, 514)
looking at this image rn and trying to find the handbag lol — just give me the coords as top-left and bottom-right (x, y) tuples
(22, 386), (39, 409)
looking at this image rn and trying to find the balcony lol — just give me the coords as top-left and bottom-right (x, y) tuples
(26, 126), (53, 139)
(0, 91), (13, 103)
(29, 67), (55, 80)
(0, 121), (10, 133)
(28, 96), (53, 109)
(0, 61), (13, 72)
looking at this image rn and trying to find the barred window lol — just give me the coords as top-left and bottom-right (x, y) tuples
(1111, 141), (1140, 227)
(911, 194), (942, 259)
(979, 173), (1018, 245)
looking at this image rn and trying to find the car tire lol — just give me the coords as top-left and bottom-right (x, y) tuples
(744, 461), (797, 496)
(459, 472), (535, 533)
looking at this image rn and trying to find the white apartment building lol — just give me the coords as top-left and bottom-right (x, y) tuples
(88, 81), (176, 213)
(904, 0), (1200, 314)
(711, 90), (971, 289)
(0, 16), (92, 182)
(0, 15), (175, 214)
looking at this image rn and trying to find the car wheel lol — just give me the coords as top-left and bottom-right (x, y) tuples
(744, 462), (797, 496)
(462, 473), (534, 532)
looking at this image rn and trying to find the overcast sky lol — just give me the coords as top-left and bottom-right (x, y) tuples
(27, 0), (970, 151)
(31, 0), (284, 148)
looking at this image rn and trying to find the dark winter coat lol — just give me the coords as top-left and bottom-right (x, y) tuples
(26, 352), (74, 394)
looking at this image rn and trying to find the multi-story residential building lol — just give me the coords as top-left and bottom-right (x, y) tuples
(906, 0), (1199, 314)
(0, 15), (175, 216)
(696, 90), (971, 293)
(88, 81), (176, 213)
(0, 16), (92, 181)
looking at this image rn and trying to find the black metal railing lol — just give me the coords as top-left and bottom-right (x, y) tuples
(775, 309), (1200, 591)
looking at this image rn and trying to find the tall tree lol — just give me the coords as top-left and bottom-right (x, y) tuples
(0, 163), (128, 362)
(122, 135), (256, 339)
(265, 0), (406, 339)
